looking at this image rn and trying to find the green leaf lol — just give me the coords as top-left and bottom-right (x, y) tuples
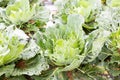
(84, 29), (110, 63)
(8, 76), (27, 80)
(0, 0), (9, 7)
(61, 55), (85, 71)
(107, 0), (120, 7)
(6, 0), (36, 24)
(21, 39), (40, 60)
(108, 63), (120, 76)
(3, 36), (25, 64)
(0, 64), (15, 77)
(0, 28), (26, 66)
(33, 6), (50, 22)
(95, 7), (120, 32)
(12, 55), (49, 76)
(32, 68), (68, 80)
(111, 53), (120, 64)
(108, 29), (120, 50)
(79, 64), (109, 80)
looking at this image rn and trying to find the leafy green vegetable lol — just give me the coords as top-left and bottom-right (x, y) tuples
(0, 29), (26, 66)
(55, 0), (101, 20)
(6, 0), (36, 24)
(0, 0), (120, 79)
(36, 14), (85, 70)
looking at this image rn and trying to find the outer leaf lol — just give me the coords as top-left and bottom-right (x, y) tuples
(21, 39), (40, 60)
(3, 37), (25, 64)
(95, 7), (120, 32)
(55, 0), (101, 21)
(76, 0), (101, 19)
(0, 64), (15, 77)
(108, 63), (120, 76)
(61, 55), (85, 71)
(111, 53), (120, 64)
(8, 76), (27, 80)
(12, 55), (49, 76)
(33, 6), (50, 22)
(107, 0), (120, 7)
(67, 14), (84, 38)
(32, 68), (68, 80)
(0, 26), (27, 66)
(78, 64), (110, 80)
(84, 29), (110, 63)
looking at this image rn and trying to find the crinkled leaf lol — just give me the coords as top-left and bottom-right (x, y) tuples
(75, 0), (101, 19)
(84, 29), (110, 63)
(96, 8), (120, 32)
(0, 27), (27, 66)
(33, 6), (50, 22)
(0, 64), (15, 77)
(6, 0), (36, 24)
(12, 55), (49, 76)
(55, 0), (101, 21)
(21, 39), (40, 60)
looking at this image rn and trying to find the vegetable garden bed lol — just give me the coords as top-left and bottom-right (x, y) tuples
(0, 0), (120, 80)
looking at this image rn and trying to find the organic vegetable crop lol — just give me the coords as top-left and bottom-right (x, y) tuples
(0, 0), (120, 79)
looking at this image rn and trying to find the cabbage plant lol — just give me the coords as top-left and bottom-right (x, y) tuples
(0, 26), (27, 66)
(35, 14), (85, 71)
(6, 0), (36, 24)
